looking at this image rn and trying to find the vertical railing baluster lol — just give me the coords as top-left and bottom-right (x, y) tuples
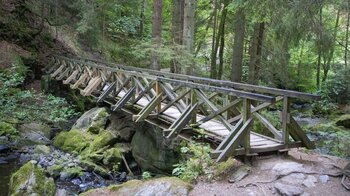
(243, 98), (251, 153)
(282, 96), (290, 145)
(156, 80), (161, 113)
(190, 88), (197, 124)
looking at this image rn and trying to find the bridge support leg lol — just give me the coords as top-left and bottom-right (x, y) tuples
(282, 96), (290, 145)
(243, 98), (251, 154)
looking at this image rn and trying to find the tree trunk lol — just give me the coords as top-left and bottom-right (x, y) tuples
(150, 0), (163, 71)
(231, 9), (246, 82)
(248, 22), (265, 85)
(171, 0), (184, 73)
(139, 0), (146, 37)
(345, 2), (350, 68)
(210, 0), (219, 79)
(217, 0), (228, 80)
(183, 0), (196, 75)
(316, 7), (323, 89)
(322, 9), (340, 82)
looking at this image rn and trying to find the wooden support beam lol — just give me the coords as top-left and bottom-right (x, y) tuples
(133, 81), (156, 104)
(51, 64), (65, 78)
(159, 89), (191, 114)
(228, 96), (283, 123)
(282, 96), (290, 144)
(166, 103), (198, 139)
(196, 89), (235, 131)
(190, 89), (197, 124)
(213, 118), (243, 153)
(156, 81), (161, 113)
(114, 77), (132, 97)
(216, 117), (253, 162)
(56, 67), (71, 80)
(253, 112), (282, 141)
(133, 94), (162, 122)
(81, 77), (102, 96)
(63, 70), (79, 84)
(111, 86), (136, 111)
(199, 99), (241, 124)
(71, 72), (88, 89)
(97, 81), (116, 102)
(288, 117), (315, 149)
(159, 82), (186, 112)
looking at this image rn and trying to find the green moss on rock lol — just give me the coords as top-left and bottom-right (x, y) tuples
(72, 107), (109, 134)
(80, 177), (192, 196)
(0, 122), (17, 136)
(9, 161), (56, 196)
(53, 129), (92, 153)
(335, 114), (350, 128)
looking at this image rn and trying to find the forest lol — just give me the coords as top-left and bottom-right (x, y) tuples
(0, 0), (350, 195)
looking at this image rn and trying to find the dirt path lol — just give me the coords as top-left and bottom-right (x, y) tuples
(190, 149), (349, 196)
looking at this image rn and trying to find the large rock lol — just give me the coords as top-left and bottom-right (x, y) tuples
(16, 122), (52, 146)
(106, 112), (138, 142)
(131, 124), (179, 174)
(72, 107), (109, 134)
(335, 114), (350, 128)
(9, 160), (56, 196)
(274, 182), (304, 196)
(81, 177), (192, 196)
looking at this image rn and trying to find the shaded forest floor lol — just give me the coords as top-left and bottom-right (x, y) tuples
(190, 149), (349, 196)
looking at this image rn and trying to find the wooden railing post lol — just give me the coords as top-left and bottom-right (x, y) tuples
(282, 96), (290, 145)
(243, 98), (251, 153)
(191, 89), (197, 124)
(156, 80), (161, 113)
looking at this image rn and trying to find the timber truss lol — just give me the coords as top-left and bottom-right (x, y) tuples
(45, 55), (320, 162)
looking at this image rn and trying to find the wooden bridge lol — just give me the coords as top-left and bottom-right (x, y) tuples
(45, 55), (320, 162)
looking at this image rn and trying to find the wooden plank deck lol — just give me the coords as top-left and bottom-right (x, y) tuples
(118, 90), (284, 154)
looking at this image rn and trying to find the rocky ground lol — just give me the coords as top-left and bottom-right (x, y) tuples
(190, 148), (349, 196)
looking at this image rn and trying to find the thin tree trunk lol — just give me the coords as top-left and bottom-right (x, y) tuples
(139, 0), (146, 37)
(195, 12), (214, 56)
(248, 22), (265, 85)
(316, 7), (323, 89)
(231, 9), (246, 82)
(217, 0), (228, 80)
(210, 0), (219, 79)
(150, 0), (163, 71)
(183, 0), (196, 75)
(171, 0), (184, 73)
(322, 9), (340, 82)
(345, 2), (350, 68)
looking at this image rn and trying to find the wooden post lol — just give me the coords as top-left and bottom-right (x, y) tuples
(191, 89), (197, 123)
(282, 96), (290, 145)
(223, 94), (229, 119)
(156, 81), (161, 113)
(243, 98), (251, 153)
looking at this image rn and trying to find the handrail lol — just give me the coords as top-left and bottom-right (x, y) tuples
(52, 55), (276, 103)
(53, 55), (320, 101)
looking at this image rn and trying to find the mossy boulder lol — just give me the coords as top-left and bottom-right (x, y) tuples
(0, 121), (17, 136)
(53, 129), (93, 153)
(33, 145), (51, 155)
(59, 166), (84, 181)
(131, 124), (179, 174)
(72, 107), (109, 134)
(106, 112), (139, 142)
(80, 160), (110, 178)
(81, 177), (192, 196)
(16, 122), (51, 147)
(9, 160), (56, 196)
(335, 114), (350, 129)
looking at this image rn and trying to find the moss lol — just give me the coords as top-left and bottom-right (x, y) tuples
(9, 161), (56, 196)
(53, 129), (92, 153)
(33, 145), (51, 155)
(0, 122), (17, 136)
(335, 114), (350, 128)
(62, 167), (84, 179)
(85, 131), (117, 153)
(47, 164), (63, 178)
(215, 157), (236, 175)
(80, 160), (110, 178)
(87, 109), (109, 134)
(102, 147), (123, 169)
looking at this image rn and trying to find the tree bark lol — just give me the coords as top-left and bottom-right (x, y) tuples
(150, 0), (163, 71)
(171, 0), (184, 73)
(231, 9), (246, 82)
(248, 22), (265, 85)
(316, 7), (323, 89)
(210, 0), (219, 79)
(217, 0), (228, 80)
(139, 0), (146, 37)
(345, 2), (350, 68)
(183, 0), (196, 75)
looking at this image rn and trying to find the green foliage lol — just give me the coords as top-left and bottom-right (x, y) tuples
(0, 122), (17, 136)
(142, 171), (152, 180)
(53, 129), (92, 153)
(172, 141), (214, 183)
(0, 71), (79, 124)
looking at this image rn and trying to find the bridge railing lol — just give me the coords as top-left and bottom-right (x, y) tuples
(46, 55), (319, 162)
